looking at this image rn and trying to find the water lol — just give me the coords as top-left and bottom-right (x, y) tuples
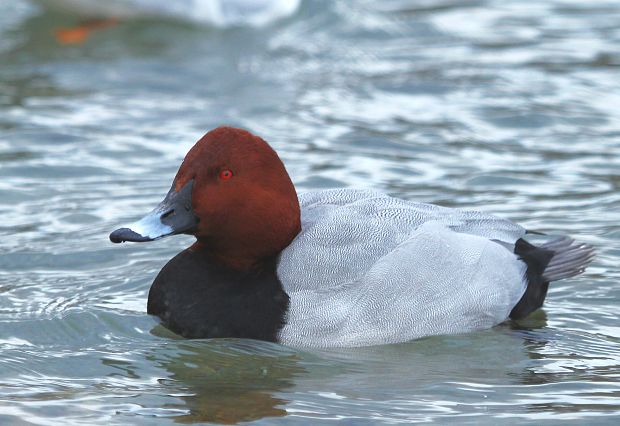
(1, 0), (619, 423)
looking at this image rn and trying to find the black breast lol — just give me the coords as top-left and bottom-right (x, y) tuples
(147, 249), (289, 341)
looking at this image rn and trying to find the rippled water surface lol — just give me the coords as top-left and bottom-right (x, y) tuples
(1, 0), (619, 424)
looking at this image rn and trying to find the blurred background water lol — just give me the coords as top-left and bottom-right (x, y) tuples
(0, 0), (619, 424)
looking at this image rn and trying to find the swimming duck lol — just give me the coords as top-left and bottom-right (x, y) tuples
(109, 127), (594, 347)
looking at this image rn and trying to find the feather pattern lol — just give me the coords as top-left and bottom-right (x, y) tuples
(277, 189), (529, 347)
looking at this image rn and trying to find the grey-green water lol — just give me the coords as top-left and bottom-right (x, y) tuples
(1, 0), (619, 424)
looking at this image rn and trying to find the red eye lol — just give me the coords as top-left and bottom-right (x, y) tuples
(219, 169), (233, 180)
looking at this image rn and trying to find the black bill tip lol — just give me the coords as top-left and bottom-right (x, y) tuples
(109, 228), (154, 243)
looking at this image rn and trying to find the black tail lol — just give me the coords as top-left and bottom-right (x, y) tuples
(509, 237), (594, 320)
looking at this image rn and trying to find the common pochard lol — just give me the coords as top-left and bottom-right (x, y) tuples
(110, 127), (594, 347)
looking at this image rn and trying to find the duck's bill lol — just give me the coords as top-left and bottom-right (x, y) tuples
(109, 179), (197, 243)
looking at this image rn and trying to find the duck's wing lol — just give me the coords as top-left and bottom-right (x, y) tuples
(277, 189), (528, 347)
(299, 188), (526, 242)
(280, 189), (526, 293)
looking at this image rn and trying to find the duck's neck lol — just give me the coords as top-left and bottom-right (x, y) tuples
(188, 240), (274, 272)
(189, 191), (302, 271)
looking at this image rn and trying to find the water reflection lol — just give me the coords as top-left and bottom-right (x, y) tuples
(95, 307), (620, 424)
(145, 339), (303, 424)
(142, 326), (563, 423)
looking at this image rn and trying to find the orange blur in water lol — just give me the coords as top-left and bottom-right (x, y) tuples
(55, 18), (119, 44)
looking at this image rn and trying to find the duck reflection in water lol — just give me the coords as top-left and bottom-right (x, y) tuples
(145, 334), (302, 424)
(137, 314), (572, 424)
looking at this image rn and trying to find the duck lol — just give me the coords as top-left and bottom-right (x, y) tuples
(35, 0), (300, 44)
(109, 126), (594, 347)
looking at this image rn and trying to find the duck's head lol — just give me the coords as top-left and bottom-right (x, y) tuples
(110, 126), (301, 269)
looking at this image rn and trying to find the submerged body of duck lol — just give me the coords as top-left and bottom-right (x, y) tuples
(110, 127), (594, 347)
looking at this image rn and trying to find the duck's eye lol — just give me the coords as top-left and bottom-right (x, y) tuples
(219, 169), (234, 180)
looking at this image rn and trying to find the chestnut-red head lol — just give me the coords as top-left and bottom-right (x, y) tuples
(110, 127), (301, 270)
